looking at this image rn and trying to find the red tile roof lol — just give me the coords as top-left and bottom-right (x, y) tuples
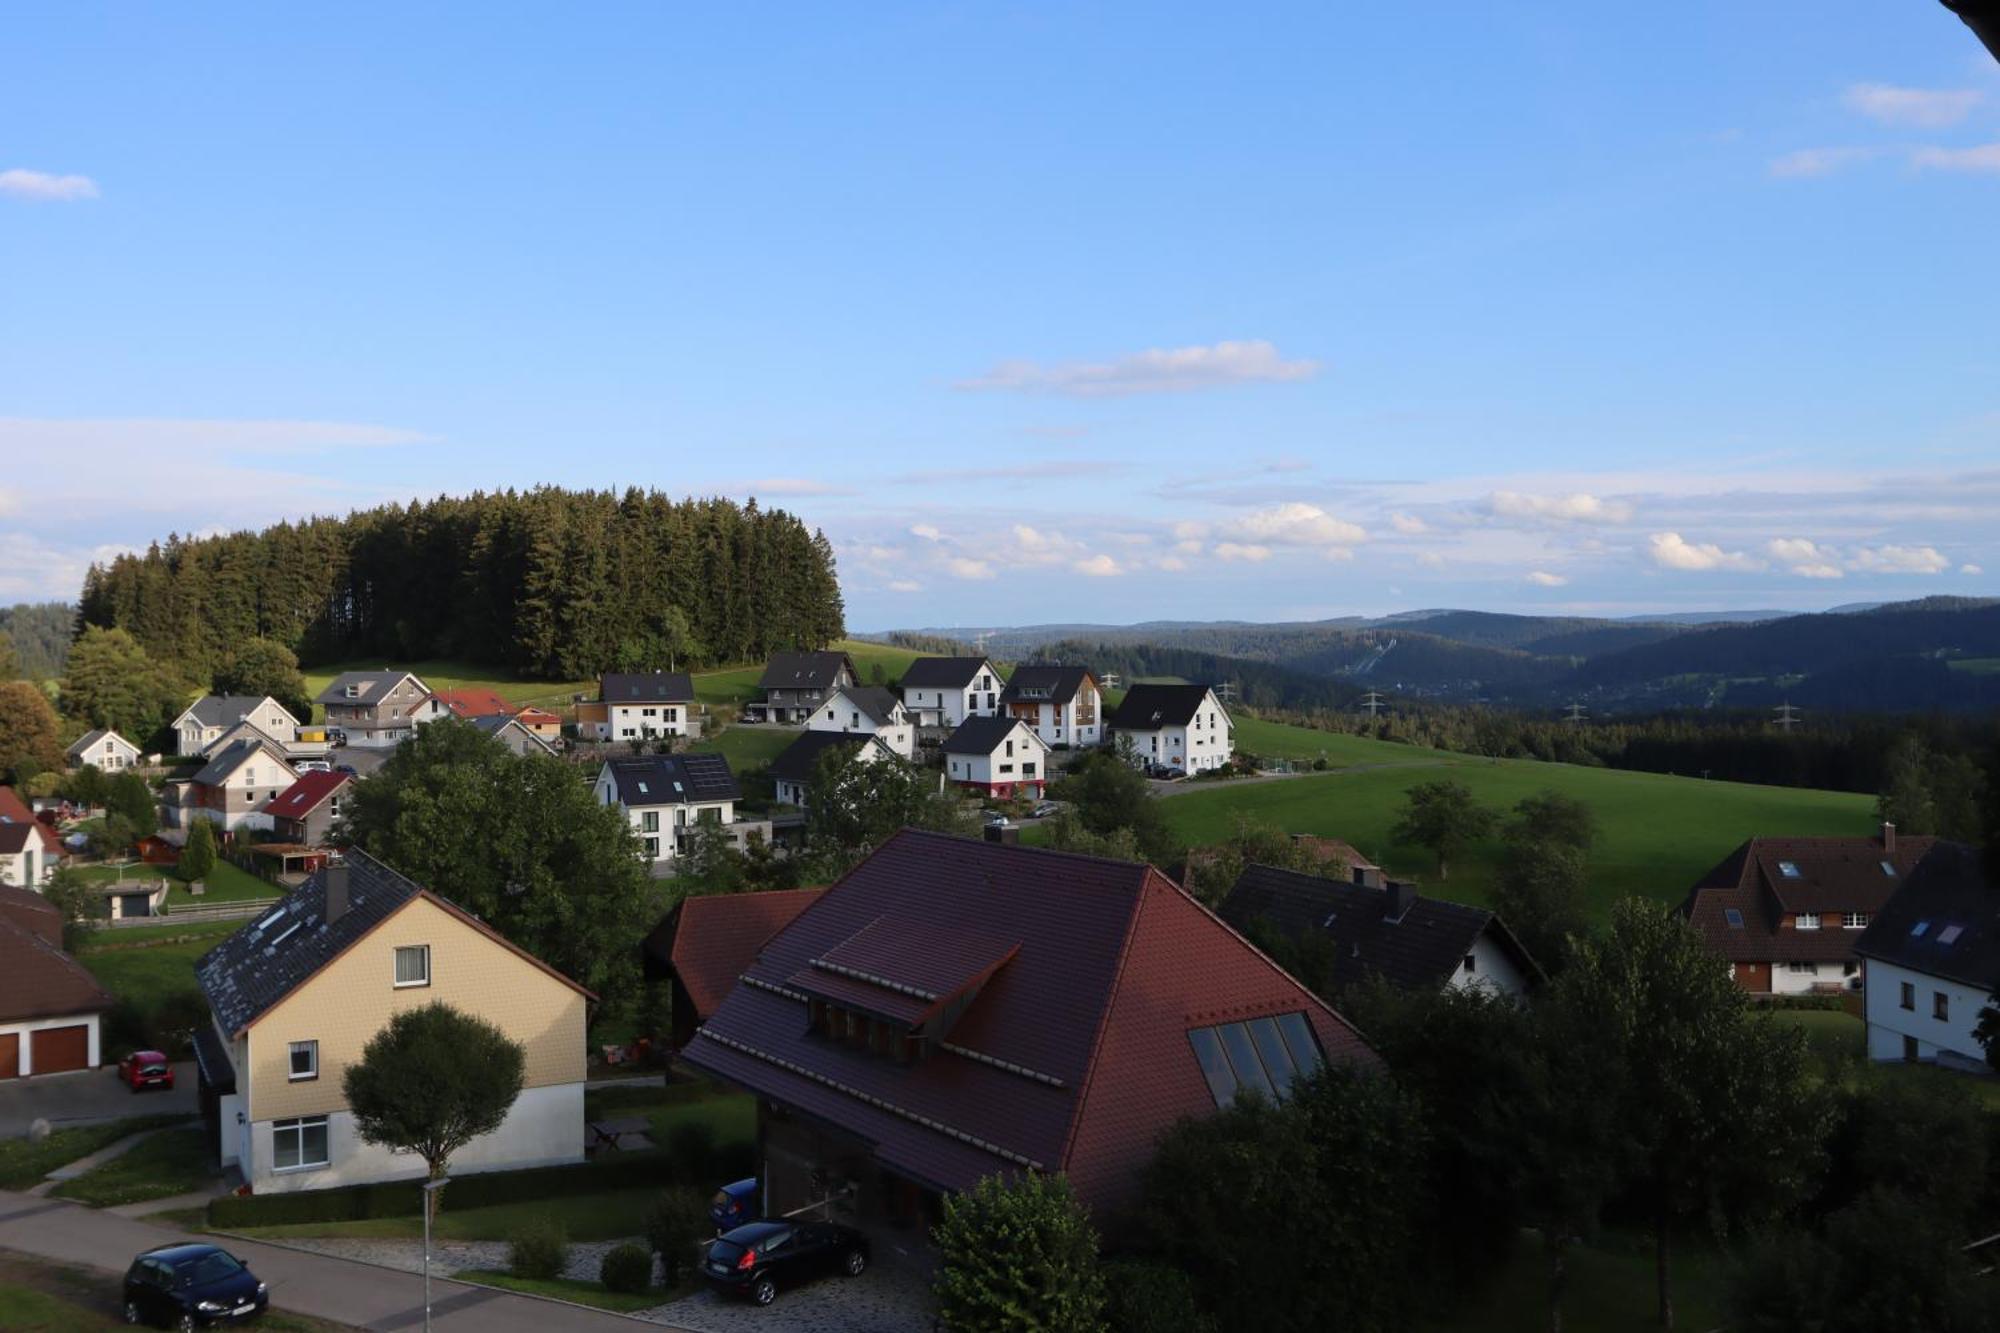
(1680, 830), (1936, 965)
(430, 687), (516, 719)
(0, 916), (113, 1024)
(647, 888), (828, 1020)
(264, 770), (352, 820)
(0, 884), (62, 947)
(682, 830), (1375, 1218)
(0, 786), (60, 853)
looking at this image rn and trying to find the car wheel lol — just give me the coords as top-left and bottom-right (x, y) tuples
(844, 1249), (867, 1277)
(752, 1277), (777, 1306)
(121, 1300), (142, 1325)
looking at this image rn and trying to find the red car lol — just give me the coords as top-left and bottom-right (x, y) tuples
(119, 1051), (175, 1093)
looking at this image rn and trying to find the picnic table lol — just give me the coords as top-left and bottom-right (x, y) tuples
(587, 1117), (652, 1153)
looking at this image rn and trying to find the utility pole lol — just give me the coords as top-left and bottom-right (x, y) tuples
(1773, 700), (1801, 733)
(1360, 690), (1386, 719)
(1564, 701), (1588, 725)
(1100, 672), (1122, 691)
(972, 630), (992, 657)
(1215, 681), (1238, 704)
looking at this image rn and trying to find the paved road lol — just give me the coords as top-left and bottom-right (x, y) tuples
(0, 1064), (196, 1137)
(0, 1188), (670, 1331)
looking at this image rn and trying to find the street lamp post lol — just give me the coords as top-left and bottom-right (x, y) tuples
(422, 1174), (451, 1332)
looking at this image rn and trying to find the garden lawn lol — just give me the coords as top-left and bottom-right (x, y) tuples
(1770, 1008), (2000, 1108)
(76, 925), (231, 1052)
(689, 725), (796, 772)
(0, 1255), (341, 1333)
(1149, 758), (1873, 922)
(51, 1126), (217, 1207)
(168, 860), (278, 905)
(300, 659), (598, 718)
(693, 639), (940, 708)
(233, 1189), (660, 1243)
(584, 1079), (757, 1149)
(1228, 714), (1459, 765)
(1420, 1231), (1727, 1333)
(456, 1270), (681, 1313)
(0, 1115), (193, 1190)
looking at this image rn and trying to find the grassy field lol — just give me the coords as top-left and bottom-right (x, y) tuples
(300, 660), (597, 718)
(1420, 1231), (1727, 1333)
(1229, 714), (1459, 765)
(691, 638), (938, 707)
(0, 1115), (193, 1190)
(51, 1126), (216, 1207)
(1772, 1008), (2000, 1107)
(73, 860), (277, 907)
(688, 724), (796, 772)
(76, 926), (227, 1053)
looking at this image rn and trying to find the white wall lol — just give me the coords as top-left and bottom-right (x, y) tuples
(807, 694), (914, 758)
(0, 842), (51, 889)
(0, 1014), (102, 1074)
(607, 702), (691, 739)
(596, 775), (735, 864)
(244, 1081), (584, 1193)
(1446, 933), (1532, 998)
(946, 725), (1049, 791)
(1864, 958), (1992, 1065)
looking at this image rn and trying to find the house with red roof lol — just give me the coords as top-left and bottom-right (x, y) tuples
(643, 888), (827, 1047)
(1679, 823), (1933, 995)
(264, 771), (352, 848)
(0, 786), (62, 890)
(429, 686), (516, 720)
(681, 830), (1376, 1230)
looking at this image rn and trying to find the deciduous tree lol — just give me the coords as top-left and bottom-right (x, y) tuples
(1391, 779), (1495, 880)
(1049, 750), (1175, 864)
(933, 1172), (1105, 1333)
(0, 679), (64, 780)
(1491, 840), (1589, 974)
(59, 627), (187, 745)
(803, 746), (975, 877)
(213, 637), (311, 720)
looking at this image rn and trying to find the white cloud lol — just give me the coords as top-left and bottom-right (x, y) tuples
(1073, 554), (1123, 577)
(1012, 524), (1052, 550)
(1416, 551), (1446, 570)
(1526, 571), (1568, 587)
(1910, 143), (2000, 174)
(1647, 532), (1764, 572)
(1962, 564), (1984, 575)
(1155, 555), (1188, 572)
(1390, 513), (1428, 535)
(887, 579), (922, 593)
(1849, 544), (1950, 574)
(1213, 543), (1272, 563)
(957, 340), (1320, 397)
(0, 168), (100, 201)
(1766, 537), (1845, 579)
(1220, 502), (1366, 551)
(944, 557), (994, 580)
(1487, 491), (1634, 525)
(1843, 83), (1983, 128)
(910, 523), (944, 542)
(1769, 146), (1879, 179)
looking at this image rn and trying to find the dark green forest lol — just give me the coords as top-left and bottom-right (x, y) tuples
(0, 602), (76, 679)
(76, 488), (844, 681)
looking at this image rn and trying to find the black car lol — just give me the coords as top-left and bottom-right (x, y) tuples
(122, 1244), (268, 1330)
(702, 1219), (870, 1306)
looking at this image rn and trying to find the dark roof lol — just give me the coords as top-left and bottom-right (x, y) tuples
(1219, 863), (1542, 993)
(1679, 830), (1935, 964)
(941, 715), (1038, 755)
(0, 916), (113, 1023)
(830, 686), (904, 727)
(264, 771), (350, 820)
(767, 731), (883, 784)
(601, 753), (740, 806)
(469, 715), (556, 751)
(999, 665), (1094, 707)
(898, 656), (995, 690)
(0, 884), (63, 946)
(190, 737), (290, 788)
(643, 888), (828, 1020)
(1854, 841), (2000, 990)
(681, 830), (1374, 1218)
(599, 671), (695, 704)
(0, 823), (38, 855)
(314, 671), (424, 705)
(182, 694), (286, 728)
(758, 651), (857, 692)
(1110, 683), (1216, 730)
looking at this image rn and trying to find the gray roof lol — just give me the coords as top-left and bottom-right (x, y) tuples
(1853, 841), (1998, 990)
(67, 728), (129, 759)
(830, 686), (904, 727)
(197, 851), (420, 1036)
(758, 651), (857, 692)
(941, 715), (1035, 756)
(314, 671), (424, 705)
(999, 665), (1093, 707)
(183, 694), (286, 728)
(768, 730), (885, 784)
(470, 714), (557, 753)
(189, 737), (291, 788)
(602, 753), (740, 806)
(599, 672), (695, 703)
(899, 657), (996, 690)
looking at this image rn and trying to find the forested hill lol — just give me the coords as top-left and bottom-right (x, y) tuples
(76, 489), (844, 681)
(0, 602), (77, 679)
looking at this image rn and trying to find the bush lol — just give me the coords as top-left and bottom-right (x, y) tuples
(933, 1172), (1105, 1333)
(644, 1189), (713, 1284)
(1104, 1258), (1214, 1333)
(664, 1120), (717, 1182)
(507, 1219), (568, 1280)
(600, 1242), (654, 1294)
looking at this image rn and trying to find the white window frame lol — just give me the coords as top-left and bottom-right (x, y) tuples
(1794, 913), (1820, 931)
(271, 1115), (331, 1172)
(394, 944), (431, 988)
(287, 1040), (318, 1081)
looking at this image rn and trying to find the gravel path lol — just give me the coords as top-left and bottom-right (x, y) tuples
(639, 1255), (934, 1331)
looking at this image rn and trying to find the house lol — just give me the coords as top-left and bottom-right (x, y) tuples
(317, 671), (442, 749)
(593, 753), (740, 865)
(1219, 863), (1543, 999)
(805, 686), (916, 758)
(1108, 683), (1234, 775)
(0, 886), (113, 1079)
(264, 771), (352, 847)
(175, 695), (303, 758)
(642, 888), (826, 1047)
(166, 738), (299, 833)
(1853, 840), (1996, 1069)
(767, 731), (898, 809)
(193, 853), (591, 1193)
(469, 714), (559, 758)
(593, 672), (696, 742)
(680, 830), (1376, 1227)
(1679, 824), (1932, 995)
(429, 687), (515, 720)
(897, 657), (1003, 729)
(515, 707), (562, 742)
(942, 716), (1051, 800)
(68, 728), (141, 771)
(0, 787), (60, 889)
(756, 651), (858, 724)
(999, 665), (1105, 749)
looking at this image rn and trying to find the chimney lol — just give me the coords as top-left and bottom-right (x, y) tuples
(325, 862), (350, 924)
(1354, 866), (1385, 890)
(1383, 880), (1416, 923)
(983, 824), (1019, 847)
(1881, 821), (1896, 855)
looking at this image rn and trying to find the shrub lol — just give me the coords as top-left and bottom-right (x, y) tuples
(507, 1219), (568, 1280)
(645, 1189), (713, 1284)
(600, 1242), (654, 1294)
(933, 1172), (1105, 1333)
(664, 1120), (718, 1182)
(1104, 1258), (1214, 1333)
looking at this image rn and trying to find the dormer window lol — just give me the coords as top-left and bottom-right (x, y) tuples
(1795, 913), (1820, 931)
(1723, 908), (1745, 928)
(1911, 920), (1931, 937)
(1777, 861), (1801, 879)
(343, 684), (361, 699)
(1880, 861), (1896, 876)
(1843, 912), (1869, 929)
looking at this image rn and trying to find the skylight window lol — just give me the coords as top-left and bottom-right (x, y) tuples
(270, 921), (303, 948)
(1777, 861), (1802, 878)
(256, 905), (289, 932)
(1724, 908), (1745, 928)
(636, 782), (649, 795)
(1938, 925), (1964, 946)
(1881, 861), (1897, 876)
(1187, 1013), (1324, 1109)
(1911, 921), (1930, 938)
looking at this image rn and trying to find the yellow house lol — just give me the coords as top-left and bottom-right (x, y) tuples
(194, 851), (591, 1193)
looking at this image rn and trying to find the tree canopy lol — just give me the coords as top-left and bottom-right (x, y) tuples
(1390, 779), (1496, 880)
(0, 680), (65, 781)
(802, 746), (976, 879)
(213, 637), (311, 720)
(59, 626), (188, 744)
(932, 1172), (1106, 1333)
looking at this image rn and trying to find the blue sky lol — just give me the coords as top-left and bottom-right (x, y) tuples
(3, 2), (1996, 629)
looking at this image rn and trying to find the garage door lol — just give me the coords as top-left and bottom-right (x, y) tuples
(0, 1033), (17, 1080)
(30, 1025), (89, 1075)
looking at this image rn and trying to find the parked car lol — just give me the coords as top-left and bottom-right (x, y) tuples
(1030, 800), (1060, 819)
(710, 1177), (760, 1233)
(122, 1244), (267, 1330)
(702, 1219), (870, 1306)
(983, 812), (1012, 829)
(334, 764), (359, 777)
(294, 759), (332, 774)
(119, 1050), (175, 1093)
(325, 728), (347, 746)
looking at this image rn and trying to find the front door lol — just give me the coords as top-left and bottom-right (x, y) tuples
(1735, 962), (1772, 993)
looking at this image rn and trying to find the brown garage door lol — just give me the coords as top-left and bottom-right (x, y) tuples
(30, 1025), (89, 1075)
(0, 1033), (17, 1080)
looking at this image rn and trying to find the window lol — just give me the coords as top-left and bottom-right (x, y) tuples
(1911, 921), (1931, 937)
(1934, 993), (1950, 1021)
(1723, 908), (1746, 929)
(288, 1041), (317, 1081)
(1187, 1013), (1324, 1108)
(1900, 982), (1915, 1011)
(1004, 740), (1014, 757)
(1462, 954), (1477, 973)
(1777, 860), (1801, 878)
(1843, 913), (1869, 930)
(1938, 925), (1964, 946)
(394, 945), (430, 988)
(1787, 962), (1817, 975)
(1794, 913), (1820, 931)
(641, 811), (659, 833)
(1881, 861), (1897, 876)
(272, 1116), (330, 1171)
(998, 763), (1014, 774)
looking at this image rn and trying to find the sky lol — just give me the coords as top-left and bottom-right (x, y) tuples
(3, 3), (1997, 630)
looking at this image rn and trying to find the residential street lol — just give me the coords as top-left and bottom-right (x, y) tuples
(0, 1188), (672, 1331)
(0, 1064), (196, 1137)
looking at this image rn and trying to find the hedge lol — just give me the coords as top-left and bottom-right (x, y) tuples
(208, 1140), (754, 1229)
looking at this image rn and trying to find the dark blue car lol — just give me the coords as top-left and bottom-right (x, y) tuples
(122, 1243), (268, 1329)
(710, 1177), (760, 1232)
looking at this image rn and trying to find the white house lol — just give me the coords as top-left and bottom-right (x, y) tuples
(1108, 683), (1234, 775)
(767, 731), (897, 808)
(67, 729), (141, 772)
(898, 657), (1003, 729)
(1854, 841), (1998, 1070)
(999, 665), (1105, 749)
(167, 738), (298, 833)
(805, 685), (915, 759)
(594, 753), (739, 865)
(942, 716), (1051, 800)
(594, 672), (696, 742)
(175, 695), (302, 757)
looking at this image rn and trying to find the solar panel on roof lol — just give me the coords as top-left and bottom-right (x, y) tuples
(1912, 920), (1930, 937)
(1938, 925), (1964, 946)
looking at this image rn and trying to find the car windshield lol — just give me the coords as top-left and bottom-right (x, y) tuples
(139, 1062), (168, 1075)
(177, 1252), (244, 1286)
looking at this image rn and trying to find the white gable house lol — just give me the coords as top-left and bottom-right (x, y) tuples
(942, 716), (1051, 800)
(767, 731), (897, 808)
(594, 754), (740, 865)
(999, 665), (1105, 749)
(898, 657), (1003, 729)
(175, 695), (302, 757)
(1108, 683), (1234, 775)
(68, 729), (142, 772)
(805, 686), (915, 759)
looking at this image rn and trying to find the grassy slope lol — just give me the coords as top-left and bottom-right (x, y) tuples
(51, 1126), (216, 1207)
(0, 1115), (194, 1190)
(455, 1270), (671, 1313)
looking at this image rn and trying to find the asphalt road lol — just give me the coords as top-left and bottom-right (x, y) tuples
(0, 1064), (197, 1137)
(0, 1188), (670, 1331)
